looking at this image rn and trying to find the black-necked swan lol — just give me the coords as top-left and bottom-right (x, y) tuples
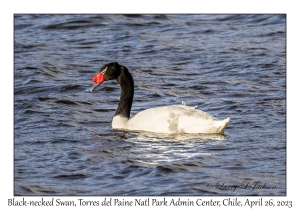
(90, 62), (230, 134)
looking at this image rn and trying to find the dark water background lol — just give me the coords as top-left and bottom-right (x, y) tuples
(14, 14), (286, 196)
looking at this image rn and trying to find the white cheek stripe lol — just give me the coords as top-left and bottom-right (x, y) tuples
(101, 67), (108, 74)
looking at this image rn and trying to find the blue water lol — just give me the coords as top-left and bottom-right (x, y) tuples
(14, 14), (286, 196)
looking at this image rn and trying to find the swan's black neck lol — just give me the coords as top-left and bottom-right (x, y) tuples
(115, 66), (134, 119)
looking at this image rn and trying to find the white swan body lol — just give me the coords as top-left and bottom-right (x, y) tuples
(90, 62), (230, 135)
(112, 104), (230, 134)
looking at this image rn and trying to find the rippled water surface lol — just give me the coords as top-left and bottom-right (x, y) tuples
(14, 14), (286, 196)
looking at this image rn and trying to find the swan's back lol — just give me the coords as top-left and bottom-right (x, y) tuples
(117, 105), (229, 134)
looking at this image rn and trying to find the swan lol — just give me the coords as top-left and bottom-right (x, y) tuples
(90, 62), (230, 134)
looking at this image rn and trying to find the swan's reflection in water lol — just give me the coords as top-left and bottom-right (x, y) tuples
(132, 131), (228, 141)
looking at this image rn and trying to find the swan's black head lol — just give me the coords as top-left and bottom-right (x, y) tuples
(90, 62), (134, 118)
(90, 62), (122, 92)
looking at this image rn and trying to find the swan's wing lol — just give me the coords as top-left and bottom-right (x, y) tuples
(127, 106), (174, 133)
(171, 105), (230, 134)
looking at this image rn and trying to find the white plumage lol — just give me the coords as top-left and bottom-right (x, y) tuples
(112, 104), (230, 134)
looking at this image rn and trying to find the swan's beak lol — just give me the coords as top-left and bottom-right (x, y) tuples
(90, 72), (105, 92)
(90, 82), (99, 92)
(90, 67), (107, 92)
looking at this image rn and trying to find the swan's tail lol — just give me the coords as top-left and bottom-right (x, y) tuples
(216, 118), (230, 134)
